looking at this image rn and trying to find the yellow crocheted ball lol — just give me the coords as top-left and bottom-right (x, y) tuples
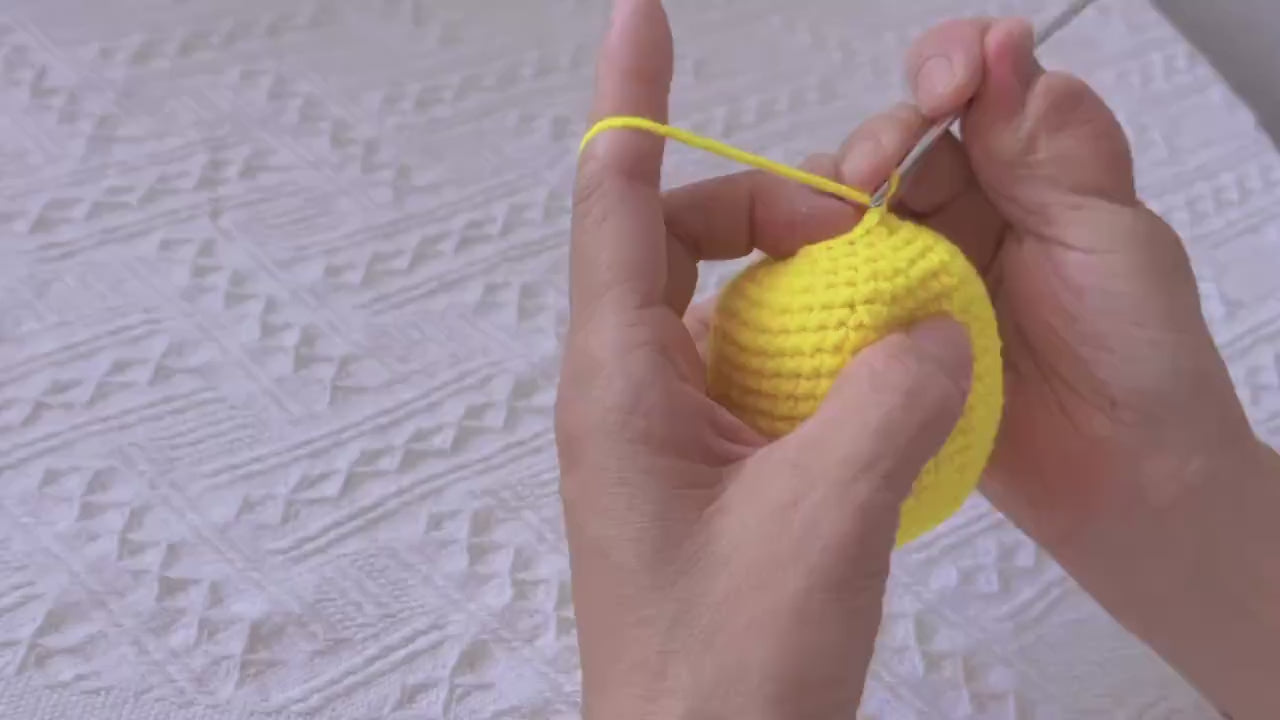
(707, 209), (1003, 547)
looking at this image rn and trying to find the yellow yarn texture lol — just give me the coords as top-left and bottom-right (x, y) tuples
(578, 116), (1004, 547)
(708, 209), (1003, 546)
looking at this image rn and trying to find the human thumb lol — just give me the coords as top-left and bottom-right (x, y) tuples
(697, 317), (971, 715)
(797, 315), (971, 495)
(963, 18), (1139, 226)
(731, 317), (973, 563)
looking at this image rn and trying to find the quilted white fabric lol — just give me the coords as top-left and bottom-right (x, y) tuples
(0, 0), (1274, 718)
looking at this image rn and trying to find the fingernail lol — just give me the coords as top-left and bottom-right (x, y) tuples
(914, 55), (955, 104)
(906, 317), (972, 391)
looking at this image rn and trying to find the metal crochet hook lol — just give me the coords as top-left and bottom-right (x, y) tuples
(869, 0), (1101, 208)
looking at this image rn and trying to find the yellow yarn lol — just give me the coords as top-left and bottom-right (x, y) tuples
(579, 116), (887, 208)
(580, 116), (1003, 547)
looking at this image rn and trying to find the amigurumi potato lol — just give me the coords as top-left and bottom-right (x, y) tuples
(707, 208), (1004, 547)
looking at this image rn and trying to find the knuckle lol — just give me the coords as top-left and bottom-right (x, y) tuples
(907, 18), (980, 69)
(840, 106), (925, 180)
(571, 155), (617, 231)
(854, 119), (890, 157)
(885, 101), (927, 134)
(871, 108), (923, 157)
(1035, 73), (1094, 120)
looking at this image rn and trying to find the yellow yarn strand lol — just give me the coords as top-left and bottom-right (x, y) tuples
(580, 115), (898, 209)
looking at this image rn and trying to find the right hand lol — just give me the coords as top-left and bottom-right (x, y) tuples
(667, 17), (1280, 718)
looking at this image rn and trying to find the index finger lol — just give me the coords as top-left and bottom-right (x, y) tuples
(570, 0), (674, 327)
(905, 18), (990, 119)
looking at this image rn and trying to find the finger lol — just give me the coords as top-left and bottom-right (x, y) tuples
(787, 317), (971, 498)
(836, 102), (1003, 270)
(662, 153), (844, 314)
(716, 317), (972, 653)
(662, 153), (861, 261)
(837, 102), (927, 198)
(969, 18), (1043, 127)
(836, 102), (973, 217)
(905, 18), (992, 119)
(571, 0), (675, 322)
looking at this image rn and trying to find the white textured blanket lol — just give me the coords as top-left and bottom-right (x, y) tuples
(0, 0), (1275, 718)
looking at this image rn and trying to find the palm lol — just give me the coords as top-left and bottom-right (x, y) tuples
(983, 223), (1161, 542)
(912, 175), (1231, 546)
(660, 15), (1246, 551)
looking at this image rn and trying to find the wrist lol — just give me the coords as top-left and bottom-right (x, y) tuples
(1057, 435), (1280, 718)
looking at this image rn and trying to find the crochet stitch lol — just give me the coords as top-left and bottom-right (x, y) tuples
(707, 207), (1002, 546)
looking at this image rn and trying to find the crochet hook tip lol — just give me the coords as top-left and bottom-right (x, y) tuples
(869, 0), (1101, 208)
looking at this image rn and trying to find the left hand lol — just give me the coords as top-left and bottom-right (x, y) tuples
(555, 1), (974, 717)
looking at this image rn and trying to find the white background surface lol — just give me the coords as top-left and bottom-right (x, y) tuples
(0, 0), (1276, 718)
(1158, 0), (1280, 142)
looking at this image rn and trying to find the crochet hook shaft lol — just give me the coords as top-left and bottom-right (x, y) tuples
(869, 0), (1101, 207)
